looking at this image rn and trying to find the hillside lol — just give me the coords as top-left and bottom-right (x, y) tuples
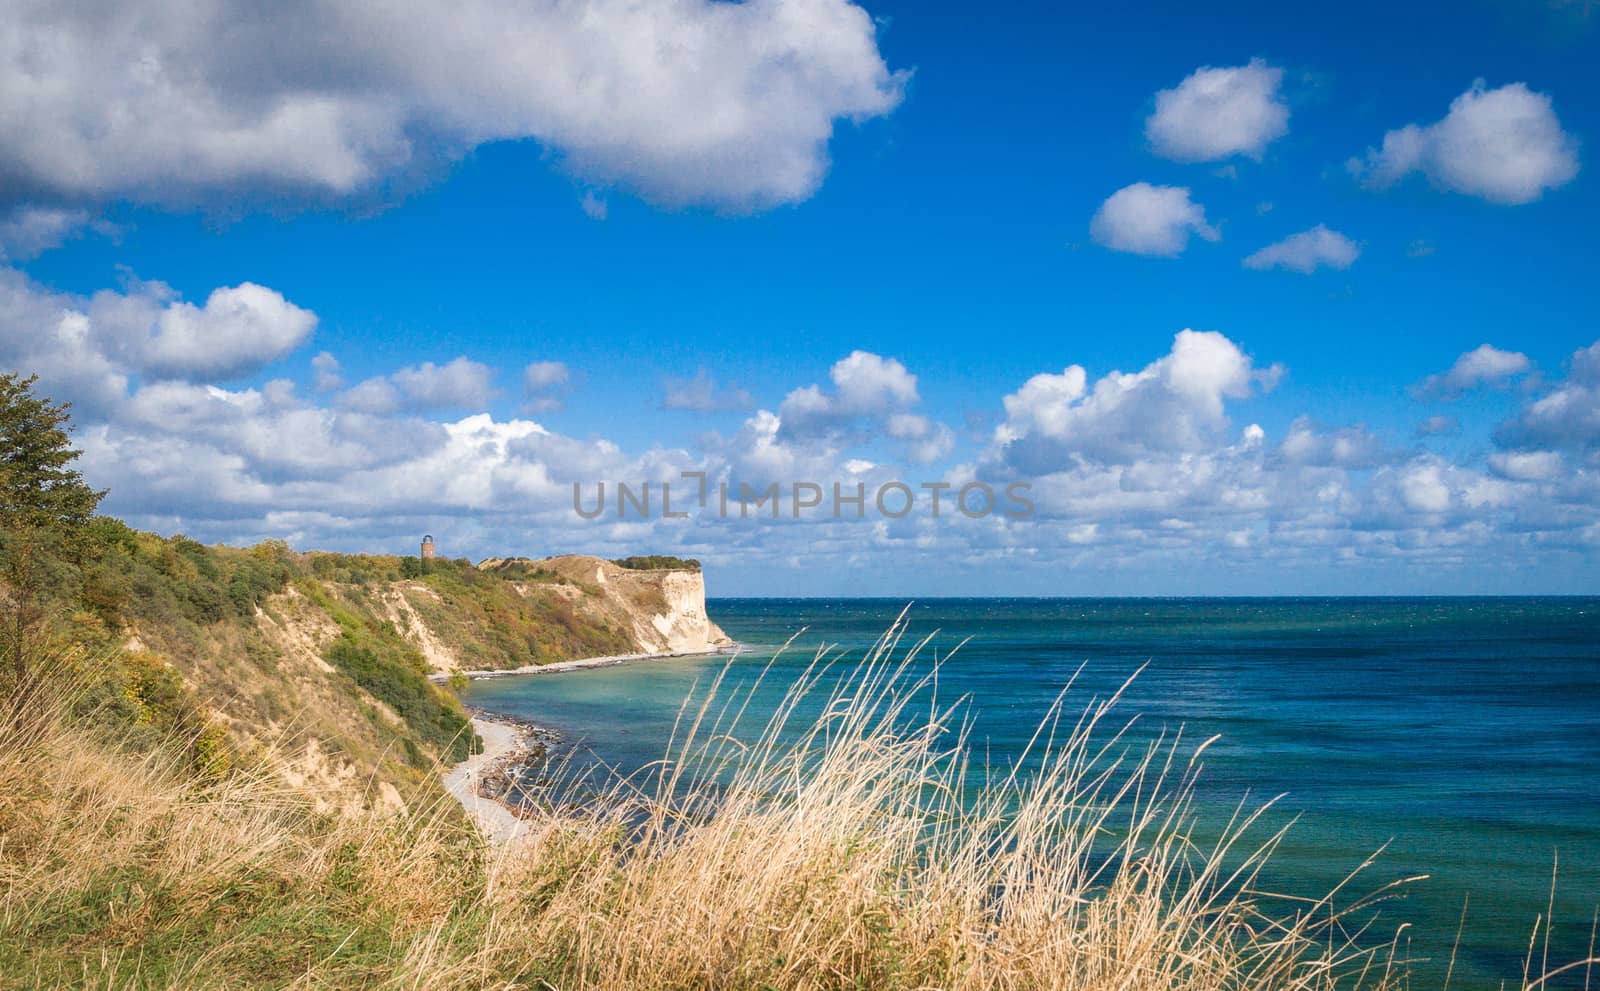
(475, 554), (731, 660)
(9, 518), (725, 813)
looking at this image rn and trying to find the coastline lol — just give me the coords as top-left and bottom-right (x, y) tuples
(438, 645), (739, 842)
(428, 645), (736, 682)
(441, 714), (547, 845)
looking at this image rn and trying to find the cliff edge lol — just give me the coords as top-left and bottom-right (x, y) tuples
(475, 554), (731, 660)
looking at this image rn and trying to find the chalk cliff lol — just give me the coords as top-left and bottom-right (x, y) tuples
(475, 554), (732, 660)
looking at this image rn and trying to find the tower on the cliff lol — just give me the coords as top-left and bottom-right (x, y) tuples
(420, 534), (435, 560)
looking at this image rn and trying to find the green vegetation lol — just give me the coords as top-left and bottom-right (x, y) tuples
(397, 561), (635, 669)
(479, 557), (569, 583)
(0, 374), (483, 798)
(0, 375), (664, 813)
(300, 579), (476, 764)
(611, 554), (701, 571)
(1, 372), (106, 703)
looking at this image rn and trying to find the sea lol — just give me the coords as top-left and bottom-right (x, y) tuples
(460, 597), (1600, 987)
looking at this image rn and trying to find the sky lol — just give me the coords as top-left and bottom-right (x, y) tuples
(2, 0), (1598, 596)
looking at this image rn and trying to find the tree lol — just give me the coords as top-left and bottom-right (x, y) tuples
(0, 373), (107, 706)
(0, 373), (104, 532)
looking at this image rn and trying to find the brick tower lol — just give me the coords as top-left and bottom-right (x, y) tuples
(420, 534), (435, 560)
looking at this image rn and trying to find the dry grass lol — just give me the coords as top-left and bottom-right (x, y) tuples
(0, 624), (1582, 989)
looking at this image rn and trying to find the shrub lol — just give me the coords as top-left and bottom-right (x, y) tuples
(611, 554), (700, 571)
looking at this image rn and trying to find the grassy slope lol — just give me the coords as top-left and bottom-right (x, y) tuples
(19, 522), (647, 814)
(0, 623), (1457, 991)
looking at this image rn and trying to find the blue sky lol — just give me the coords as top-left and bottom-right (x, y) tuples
(2, 0), (1598, 594)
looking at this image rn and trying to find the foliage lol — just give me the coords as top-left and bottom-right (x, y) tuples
(612, 554), (701, 571)
(300, 579), (478, 764)
(0, 373), (104, 534)
(481, 558), (569, 583)
(403, 562), (634, 669)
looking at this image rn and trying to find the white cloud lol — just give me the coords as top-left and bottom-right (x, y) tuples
(885, 413), (955, 465)
(344, 357), (495, 414)
(1416, 344), (1532, 398)
(524, 361), (569, 391)
(1350, 80), (1580, 204)
(1397, 459), (1452, 513)
(1242, 225), (1360, 274)
(0, 268), (314, 411)
(994, 330), (1272, 470)
(11, 267), (1600, 590)
(1145, 59), (1289, 162)
(397, 358), (494, 408)
(1090, 183), (1219, 257)
(1494, 341), (1600, 453)
(311, 352), (344, 392)
(0, 206), (94, 260)
(140, 283), (318, 380)
(0, 0), (905, 213)
(662, 369), (755, 412)
(523, 360), (571, 413)
(1489, 450), (1562, 481)
(1276, 417), (1386, 469)
(829, 350), (920, 412)
(778, 350), (921, 439)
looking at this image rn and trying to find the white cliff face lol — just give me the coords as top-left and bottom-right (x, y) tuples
(474, 554), (731, 658)
(641, 569), (730, 653)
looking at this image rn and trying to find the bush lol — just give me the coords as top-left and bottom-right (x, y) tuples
(323, 632), (476, 765)
(611, 555), (700, 571)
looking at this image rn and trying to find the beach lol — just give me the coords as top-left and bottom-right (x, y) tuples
(440, 647), (739, 842)
(441, 714), (540, 845)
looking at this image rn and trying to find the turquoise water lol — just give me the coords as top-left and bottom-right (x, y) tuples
(462, 598), (1600, 987)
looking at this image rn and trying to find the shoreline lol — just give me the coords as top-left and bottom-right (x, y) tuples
(428, 644), (737, 682)
(438, 644), (740, 842)
(441, 713), (553, 845)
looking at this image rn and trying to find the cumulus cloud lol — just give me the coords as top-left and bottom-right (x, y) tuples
(138, 283), (318, 380)
(1349, 80), (1580, 204)
(398, 358), (495, 408)
(994, 330), (1276, 471)
(0, 0), (905, 214)
(1395, 458), (1453, 513)
(1090, 183), (1219, 257)
(758, 350), (962, 469)
(1275, 417), (1387, 469)
(964, 332), (1600, 587)
(778, 350), (921, 439)
(1145, 59), (1290, 162)
(886, 413), (955, 465)
(11, 264), (1600, 590)
(1493, 340), (1600, 453)
(344, 357), (495, 414)
(1242, 225), (1360, 274)
(1489, 450), (1563, 481)
(523, 360), (571, 413)
(0, 267), (315, 414)
(1416, 344), (1532, 398)
(662, 369), (755, 412)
